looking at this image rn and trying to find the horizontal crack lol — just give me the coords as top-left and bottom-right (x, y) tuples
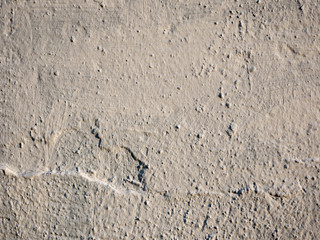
(0, 163), (309, 200)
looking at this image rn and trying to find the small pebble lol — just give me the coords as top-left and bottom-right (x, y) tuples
(87, 169), (96, 175)
(249, 66), (256, 72)
(197, 131), (205, 139)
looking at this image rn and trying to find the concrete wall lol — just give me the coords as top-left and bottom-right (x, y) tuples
(1, 0), (319, 239)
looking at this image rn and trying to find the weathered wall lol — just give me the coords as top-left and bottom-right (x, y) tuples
(0, 0), (319, 239)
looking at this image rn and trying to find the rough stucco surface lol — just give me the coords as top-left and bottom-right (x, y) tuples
(0, 0), (320, 239)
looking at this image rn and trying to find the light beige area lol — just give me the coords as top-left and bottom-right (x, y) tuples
(0, 0), (320, 239)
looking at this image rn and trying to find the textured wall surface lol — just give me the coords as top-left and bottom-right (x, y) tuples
(0, 0), (320, 239)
